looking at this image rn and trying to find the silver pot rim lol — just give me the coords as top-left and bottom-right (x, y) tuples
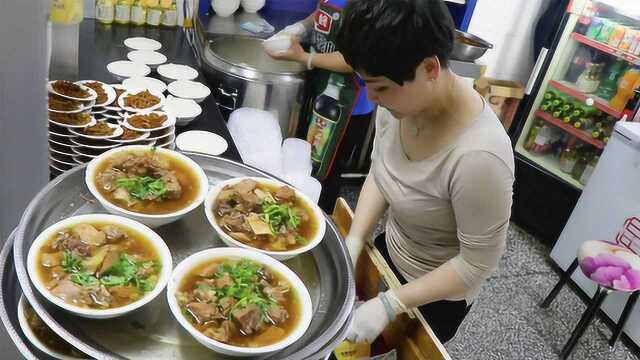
(205, 36), (305, 84)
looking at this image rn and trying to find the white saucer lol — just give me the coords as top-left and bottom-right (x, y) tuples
(176, 131), (228, 156)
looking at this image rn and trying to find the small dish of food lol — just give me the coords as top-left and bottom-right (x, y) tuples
(17, 296), (86, 359)
(48, 94), (89, 114)
(126, 50), (167, 69)
(85, 145), (209, 227)
(157, 63), (198, 82)
(49, 133), (76, 146)
(124, 37), (162, 51)
(123, 111), (175, 132)
(123, 76), (167, 94)
(164, 95), (202, 126)
(176, 131), (229, 156)
(106, 128), (150, 144)
(27, 214), (172, 319)
(48, 111), (96, 128)
(167, 247), (312, 357)
(167, 80), (211, 103)
(69, 122), (123, 140)
(76, 80), (117, 107)
(156, 133), (176, 148)
(118, 89), (165, 113)
(48, 80), (98, 102)
(204, 177), (326, 260)
(107, 61), (151, 81)
(69, 136), (121, 149)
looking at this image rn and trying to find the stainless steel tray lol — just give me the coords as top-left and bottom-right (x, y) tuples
(10, 154), (355, 359)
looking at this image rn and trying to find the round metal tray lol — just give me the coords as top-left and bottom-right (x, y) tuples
(8, 154), (355, 359)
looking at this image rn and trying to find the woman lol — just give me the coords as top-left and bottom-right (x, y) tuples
(335, 0), (515, 344)
(265, 0), (375, 213)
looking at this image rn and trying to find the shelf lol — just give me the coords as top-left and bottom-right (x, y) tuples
(571, 33), (640, 65)
(516, 145), (585, 190)
(535, 110), (605, 150)
(548, 80), (623, 118)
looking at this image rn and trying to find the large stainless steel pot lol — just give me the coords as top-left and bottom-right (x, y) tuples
(202, 36), (306, 137)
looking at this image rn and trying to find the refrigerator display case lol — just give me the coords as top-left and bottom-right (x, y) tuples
(511, 0), (640, 244)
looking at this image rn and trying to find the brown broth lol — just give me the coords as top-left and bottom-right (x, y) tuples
(94, 151), (201, 215)
(37, 222), (160, 309)
(178, 258), (301, 347)
(214, 182), (318, 252)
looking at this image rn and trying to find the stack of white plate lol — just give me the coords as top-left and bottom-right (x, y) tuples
(121, 111), (177, 150)
(47, 81), (98, 176)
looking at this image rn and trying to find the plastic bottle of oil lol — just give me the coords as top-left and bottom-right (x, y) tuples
(96, 0), (115, 24)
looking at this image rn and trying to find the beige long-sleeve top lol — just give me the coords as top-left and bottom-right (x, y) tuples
(370, 104), (514, 303)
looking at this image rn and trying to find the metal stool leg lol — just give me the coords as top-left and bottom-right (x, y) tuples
(609, 290), (640, 348)
(541, 258), (579, 309)
(560, 286), (611, 360)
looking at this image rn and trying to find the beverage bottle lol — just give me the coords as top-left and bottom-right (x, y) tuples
(559, 139), (580, 174)
(565, 46), (591, 83)
(586, 17), (605, 39)
(579, 155), (600, 185)
(561, 101), (574, 115)
(571, 149), (591, 181)
(114, 0), (132, 24)
(130, 0), (146, 25)
(525, 120), (544, 151)
(552, 109), (564, 119)
(596, 59), (628, 100)
(96, 0), (115, 24)
(543, 89), (559, 101)
(147, 3), (162, 26)
(161, 0), (178, 27)
(563, 114), (575, 124)
(540, 101), (554, 113)
(596, 19), (617, 43)
(307, 75), (345, 174)
(609, 66), (640, 112)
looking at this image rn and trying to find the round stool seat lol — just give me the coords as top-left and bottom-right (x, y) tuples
(578, 240), (640, 292)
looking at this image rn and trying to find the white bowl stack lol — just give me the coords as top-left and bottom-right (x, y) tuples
(48, 37), (211, 177)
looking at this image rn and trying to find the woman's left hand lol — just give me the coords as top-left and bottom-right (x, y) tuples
(345, 296), (390, 344)
(264, 38), (308, 64)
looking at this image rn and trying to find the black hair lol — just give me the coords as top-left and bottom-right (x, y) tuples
(336, 0), (455, 85)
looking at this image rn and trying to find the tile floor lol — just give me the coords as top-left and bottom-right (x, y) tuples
(339, 186), (640, 360)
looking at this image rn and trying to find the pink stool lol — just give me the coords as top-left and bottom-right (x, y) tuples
(540, 217), (640, 359)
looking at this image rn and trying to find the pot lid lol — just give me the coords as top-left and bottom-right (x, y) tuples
(207, 36), (305, 76)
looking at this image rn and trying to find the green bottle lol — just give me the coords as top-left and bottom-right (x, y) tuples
(596, 59), (628, 100)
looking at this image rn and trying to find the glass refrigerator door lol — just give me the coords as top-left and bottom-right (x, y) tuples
(515, 0), (640, 190)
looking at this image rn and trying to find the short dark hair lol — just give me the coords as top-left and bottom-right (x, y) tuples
(336, 0), (455, 85)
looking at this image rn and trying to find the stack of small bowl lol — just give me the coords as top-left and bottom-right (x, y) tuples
(47, 80), (97, 176)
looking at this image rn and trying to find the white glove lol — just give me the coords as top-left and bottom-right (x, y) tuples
(346, 290), (408, 344)
(346, 235), (365, 268)
(267, 21), (308, 41)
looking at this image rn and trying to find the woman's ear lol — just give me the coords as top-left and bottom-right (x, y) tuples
(419, 57), (441, 82)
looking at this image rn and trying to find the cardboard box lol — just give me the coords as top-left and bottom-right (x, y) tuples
(475, 78), (525, 131)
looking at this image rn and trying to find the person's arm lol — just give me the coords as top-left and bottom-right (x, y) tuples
(265, 38), (353, 73)
(346, 173), (388, 265)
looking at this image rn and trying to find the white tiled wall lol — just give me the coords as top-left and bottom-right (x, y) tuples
(468, 0), (552, 85)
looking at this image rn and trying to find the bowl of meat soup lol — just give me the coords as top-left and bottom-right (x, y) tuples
(204, 177), (326, 260)
(17, 296), (87, 359)
(86, 145), (209, 227)
(27, 214), (172, 319)
(167, 247), (313, 357)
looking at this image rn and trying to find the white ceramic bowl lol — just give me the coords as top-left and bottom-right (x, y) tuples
(157, 63), (198, 82)
(176, 130), (228, 156)
(123, 77), (168, 94)
(75, 80), (117, 107)
(107, 61), (151, 81)
(127, 50), (167, 69)
(166, 247), (313, 357)
(211, 0), (240, 17)
(123, 110), (176, 133)
(48, 81), (98, 102)
(124, 37), (162, 51)
(17, 296), (85, 359)
(26, 214), (172, 319)
(69, 122), (124, 140)
(164, 96), (202, 126)
(262, 35), (292, 54)
(86, 145), (209, 228)
(167, 80), (211, 103)
(241, 0), (265, 13)
(204, 176), (326, 260)
(117, 88), (166, 113)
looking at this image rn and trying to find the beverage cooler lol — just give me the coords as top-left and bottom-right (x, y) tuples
(511, 0), (640, 244)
